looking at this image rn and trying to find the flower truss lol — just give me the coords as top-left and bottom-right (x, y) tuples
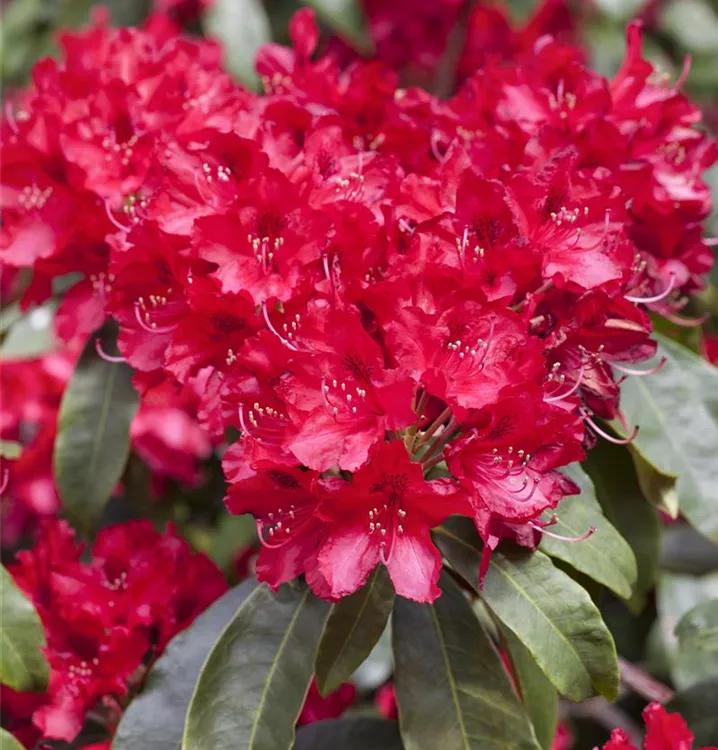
(1, 4), (715, 608)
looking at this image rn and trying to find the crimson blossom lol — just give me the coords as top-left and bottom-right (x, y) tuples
(0, 3), (716, 612)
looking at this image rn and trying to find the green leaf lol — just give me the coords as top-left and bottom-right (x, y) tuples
(54, 326), (138, 536)
(435, 518), (619, 702)
(0, 728), (26, 750)
(112, 581), (256, 750)
(182, 582), (330, 750)
(0, 440), (22, 460)
(315, 565), (395, 696)
(202, 0), (270, 90)
(0, 301), (57, 360)
(676, 599), (718, 656)
(502, 627), (558, 750)
(583, 441), (662, 613)
(293, 718), (404, 750)
(304, 0), (372, 54)
(541, 464), (637, 600)
(614, 334), (718, 542)
(392, 572), (539, 750)
(630, 447), (679, 519)
(667, 679), (718, 746)
(0, 565), (49, 692)
(657, 572), (718, 690)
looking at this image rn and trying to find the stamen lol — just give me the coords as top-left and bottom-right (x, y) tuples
(582, 411), (639, 445)
(94, 338), (126, 363)
(545, 366), (584, 402)
(0, 468), (9, 496)
(133, 304), (177, 334)
(430, 130), (446, 163)
(612, 357), (666, 377)
(262, 302), (298, 351)
(674, 54), (692, 90)
(104, 200), (131, 231)
(530, 521), (596, 543)
(4, 102), (18, 134)
(625, 274), (676, 304)
(661, 311), (708, 328)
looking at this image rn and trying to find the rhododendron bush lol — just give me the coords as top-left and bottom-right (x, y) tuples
(1, 0), (718, 748)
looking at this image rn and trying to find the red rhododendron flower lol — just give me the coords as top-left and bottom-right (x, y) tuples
(599, 703), (718, 750)
(297, 678), (356, 726)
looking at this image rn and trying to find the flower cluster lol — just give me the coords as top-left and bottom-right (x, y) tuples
(1, 7), (715, 607)
(600, 702), (718, 750)
(2, 520), (228, 745)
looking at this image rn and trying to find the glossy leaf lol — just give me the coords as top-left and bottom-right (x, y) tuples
(583, 442), (661, 613)
(304, 0), (372, 53)
(615, 334), (718, 542)
(392, 572), (540, 750)
(657, 572), (718, 690)
(0, 565), (48, 692)
(203, 0), (270, 90)
(541, 464), (637, 600)
(667, 679), (718, 746)
(503, 627), (558, 750)
(315, 565), (395, 696)
(182, 582), (330, 750)
(631, 446), (679, 518)
(112, 581), (256, 750)
(0, 728), (25, 750)
(54, 326), (138, 536)
(435, 518), (619, 702)
(293, 718), (404, 750)
(676, 599), (718, 656)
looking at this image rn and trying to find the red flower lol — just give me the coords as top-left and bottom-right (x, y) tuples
(297, 677), (356, 726)
(315, 441), (467, 602)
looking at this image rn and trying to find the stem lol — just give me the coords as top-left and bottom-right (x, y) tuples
(618, 656), (674, 703)
(513, 280), (555, 312)
(414, 407), (452, 450)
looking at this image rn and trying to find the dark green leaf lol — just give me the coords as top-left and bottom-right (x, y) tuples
(667, 679), (718, 746)
(502, 627), (558, 750)
(202, 0), (270, 90)
(0, 728), (25, 750)
(436, 518), (619, 702)
(392, 572), (540, 750)
(112, 581), (256, 750)
(293, 718), (404, 750)
(541, 464), (637, 600)
(583, 442), (661, 613)
(657, 572), (718, 690)
(304, 0), (373, 53)
(182, 582), (330, 750)
(0, 565), (48, 692)
(0, 301), (57, 359)
(315, 565), (395, 696)
(54, 326), (138, 536)
(614, 334), (718, 542)
(661, 523), (718, 576)
(676, 598), (718, 656)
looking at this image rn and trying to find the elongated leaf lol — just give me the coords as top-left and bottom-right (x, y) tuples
(541, 465), (637, 600)
(392, 572), (540, 750)
(614, 334), (718, 542)
(315, 565), (395, 696)
(183, 582), (330, 750)
(54, 326), (138, 536)
(631, 446), (679, 518)
(436, 519), (619, 702)
(0, 728), (25, 750)
(657, 572), (718, 690)
(583, 442), (661, 613)
(293, 718), (404, 750)
(503, 627), (558, 750)
(667, 679), (718, 746)
(304, 0), (372, 53)
(0, 565), (48, 692)
(676, 599), (718, 655)
(112, 581), (256, 750)
(203, 0), (270, 90)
